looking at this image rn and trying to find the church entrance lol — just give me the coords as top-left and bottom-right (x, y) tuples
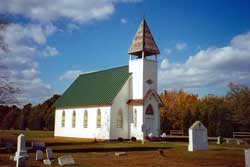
(145, 104), (155, 137)
(145, 117), (154, 136)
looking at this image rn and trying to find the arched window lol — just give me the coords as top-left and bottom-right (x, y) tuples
(117, 109), (123, 128)
(72, 111), (76, 128)
(134, 109), (137, 127)
(146, 104), (154, 115)
(84, 110), (88, 128)
(61, 110), (65, 127)
(96, 109), (101, 128)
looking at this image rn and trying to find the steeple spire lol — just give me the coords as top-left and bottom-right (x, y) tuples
(128, 19), (160, 57)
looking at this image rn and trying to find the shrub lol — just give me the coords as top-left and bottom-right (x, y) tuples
(131, 137), (137, 142)
(117, 137), (123, 142)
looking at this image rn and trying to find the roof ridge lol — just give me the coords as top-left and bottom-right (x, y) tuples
(79, 65), (128, 76)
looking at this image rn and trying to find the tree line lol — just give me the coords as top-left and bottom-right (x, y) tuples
(160, 83), (250, 137)
(0, 95), (60, 130)
(0, 83), (249, 137)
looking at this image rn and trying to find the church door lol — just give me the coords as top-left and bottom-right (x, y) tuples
(145, 118), (154, 136)
(145, 104), (155, 136)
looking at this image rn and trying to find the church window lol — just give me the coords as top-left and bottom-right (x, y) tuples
(146, 104), (154, 115)
(61, 111), (65, 127)
(72, 111), (76, 128)
(84, 110), (88, 128)
(117, 109), (123, 128)
(134, 109), (137, 127)
(97, 109), (101, 128)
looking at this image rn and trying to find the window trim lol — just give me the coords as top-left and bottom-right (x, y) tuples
(116, 109), (123, 128)
(96, 109), (101, 128)
(72, 110), (76, 128)
(61, 110), (65, 128)
(84, 110), (88, 128)
(134, 109), (137, 127)
(145, 104), (154, 115)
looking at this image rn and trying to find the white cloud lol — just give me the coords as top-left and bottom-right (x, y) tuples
(163, 48), (172, 54)
(176, 42), (187, 50)
(59, 70), (95, 81)
(159, 32), (250, 92)
(160, 59), (170, 69)
(43, 46), (59, 57)
(0, 0), (141, 104)
(120, 18), (127, 24)
(59, 70), (83, 81)
(66, 23), (80, 32)
(0, 0), (139, 23)
(21, 68), (38, 79)
(0, 23), (56, 105)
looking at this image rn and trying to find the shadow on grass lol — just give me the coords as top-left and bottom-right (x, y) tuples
(209, 148), (228, 151)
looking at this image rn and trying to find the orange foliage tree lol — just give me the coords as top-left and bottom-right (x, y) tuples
(160, 90), (199, 134)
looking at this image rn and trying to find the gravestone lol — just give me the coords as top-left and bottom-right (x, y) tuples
(188, 121), (208, 152)
(217, 136), (223, 144)
(237, 139), (244, 145)
(245, 149), (250, 167)
(115, 152), (128, 163)
(161, 133), (167, 138)
(43, 159), (55, 166)
(32, 141), (46, 150)
(14, 134), (28, 161)
(16, 156), (25, 167)
(36, 150), (43, 161)
(46, 148), (53, 159)
(161, 133), (167, 141)
(58, 155), (76, 166)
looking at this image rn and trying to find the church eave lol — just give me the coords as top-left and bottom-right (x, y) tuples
(55, 103), (112, 110)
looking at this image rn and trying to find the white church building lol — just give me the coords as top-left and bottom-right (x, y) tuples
(54, 19), (162, 140)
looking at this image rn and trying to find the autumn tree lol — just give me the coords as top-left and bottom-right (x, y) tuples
(226, 82), (250, 131)
(160, 90), (199, 133)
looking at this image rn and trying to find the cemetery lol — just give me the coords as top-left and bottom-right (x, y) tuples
(0, 129), (249, 166)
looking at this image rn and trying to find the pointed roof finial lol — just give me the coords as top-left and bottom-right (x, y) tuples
(128, 18), (160, 57)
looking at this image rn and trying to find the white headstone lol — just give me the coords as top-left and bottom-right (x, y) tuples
(217, 136), (222, 144)
(46, 148), (53, 159)
(161, 133), (167, 138)
(36, 150), (43, 161)
(43, 159), (55, 166)
(245, 149), (250, 167)
(16, 156), (25, 167)
(58, 155), (76, 166)
(188, 121), (208, 152)
(14, 134), (28, 161)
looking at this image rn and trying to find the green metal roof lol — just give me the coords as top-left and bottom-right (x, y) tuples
(54, 66), (131, 108)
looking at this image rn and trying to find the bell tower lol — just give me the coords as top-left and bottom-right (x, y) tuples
(128, 19), (160, 99)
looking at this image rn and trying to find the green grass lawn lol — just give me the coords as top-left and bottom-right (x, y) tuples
(0, 130), (53, 140)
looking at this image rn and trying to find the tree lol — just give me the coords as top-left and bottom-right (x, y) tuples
(0, 19), (20, 105)
(0, 20), (8, 52)
(182, 109), (193, 135)
(28, 105), (43, 130)
(226, 82), (250, 131)
(1, 105), (20, 129)
(199, 95), (233, 137)
(160, 90), (199, 132)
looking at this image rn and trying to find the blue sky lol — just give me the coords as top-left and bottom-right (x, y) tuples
(0, 0), (250, 104)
